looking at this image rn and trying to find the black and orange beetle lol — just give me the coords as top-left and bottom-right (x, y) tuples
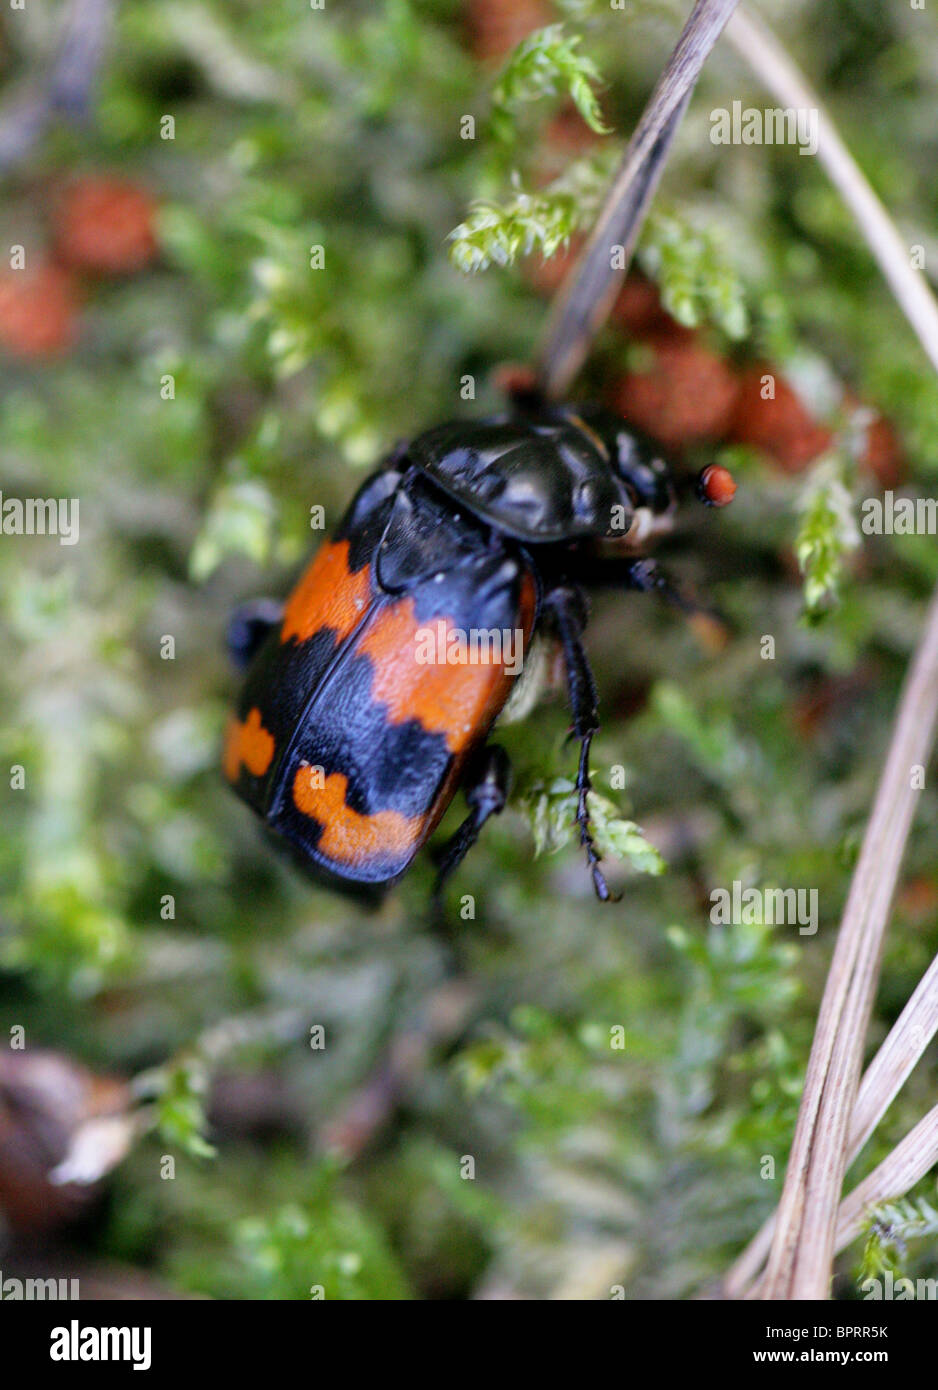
(224, 403), (732, 900)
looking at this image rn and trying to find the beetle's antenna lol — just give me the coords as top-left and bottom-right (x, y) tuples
(536, 0), (740, 401)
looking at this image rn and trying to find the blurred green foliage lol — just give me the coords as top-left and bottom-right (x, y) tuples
(1, 0), (937, 1300)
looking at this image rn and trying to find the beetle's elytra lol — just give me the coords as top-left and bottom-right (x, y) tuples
(223, 403), (727, 900)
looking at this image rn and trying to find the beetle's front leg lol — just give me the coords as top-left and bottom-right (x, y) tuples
(432, 743), (512, 898)
(619, 557), (732, 643)
(567, 553), (723, 624)
(541, 583), (615, 904)
(226, 598), (284, 670)
(621, 557), (702, 614)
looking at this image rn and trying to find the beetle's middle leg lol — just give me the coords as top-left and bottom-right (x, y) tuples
(432, 743), (512, 898)
(542, 583), (615, 903)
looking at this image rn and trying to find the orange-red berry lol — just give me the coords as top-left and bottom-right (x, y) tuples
(608, 333), (740, 449)
(729, 366), (832, 472)
(465, 0), (553, 63)
(0, 262), (78, 359)
(54, 176), (158, 276)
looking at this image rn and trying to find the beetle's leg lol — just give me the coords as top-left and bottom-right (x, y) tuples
(568, 554), (724, 625)
(622, 557), (732, 641)
(432, 744), (512, 898)
(226, 598), (284, 670)
(542, 584), (616, 903)
(621, 557), (706, 615)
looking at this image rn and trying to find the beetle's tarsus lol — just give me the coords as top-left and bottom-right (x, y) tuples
(575, 730), (620, 904)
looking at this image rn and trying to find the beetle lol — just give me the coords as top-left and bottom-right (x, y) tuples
(223, 401), (733, 901)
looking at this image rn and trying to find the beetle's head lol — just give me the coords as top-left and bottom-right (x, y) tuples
(564, 405), (675, 514)
(564, 405), (676, 548)
(610, 426), (676, 516)
(566, 404), (736, 546)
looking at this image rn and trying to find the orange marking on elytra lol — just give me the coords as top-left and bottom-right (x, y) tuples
(224, 707), (275, 781)
(293, 766), (425, 865)
(518, 569), (537, 637)
(280, 539), (371, 646)
(358, 586), (533, 755)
